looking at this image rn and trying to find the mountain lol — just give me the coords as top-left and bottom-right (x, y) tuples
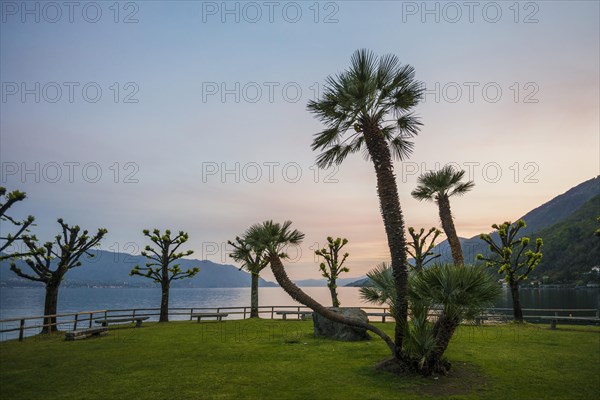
(346, 176), (600, 287)
(528, 194), (600, 282)
(345, 277), (371, 287)
(431, 176), (600, 265)
(294, 276), (367, 287)
(0, 250), (277, 288)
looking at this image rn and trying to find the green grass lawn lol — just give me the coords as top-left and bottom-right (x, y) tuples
(0, 320), (598, 399)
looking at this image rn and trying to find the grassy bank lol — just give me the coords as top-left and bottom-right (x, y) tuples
(0, 320), (598, 399)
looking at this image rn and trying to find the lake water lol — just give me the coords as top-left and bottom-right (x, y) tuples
(1, 286), (598, 340)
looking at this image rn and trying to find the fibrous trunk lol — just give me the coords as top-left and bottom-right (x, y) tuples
(362, 128), (409, 358)
(437, 196), (464, 266)
(250, 273), (259, 318)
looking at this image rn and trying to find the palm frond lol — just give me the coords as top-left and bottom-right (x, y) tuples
(308, 49), (423, 169)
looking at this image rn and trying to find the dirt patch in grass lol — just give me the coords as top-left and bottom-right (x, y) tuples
(415, 362), (489, 397)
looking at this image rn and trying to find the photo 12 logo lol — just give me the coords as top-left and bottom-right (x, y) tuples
(422, 82), (540, 104)
(1, 1), (140, 23)
(400, 1), (540, 24)
(200, 1), (339, 24)
(1, 82), (140, 104)
(1, 162), (140, 184)
(400, 161), (540, 184)
(201, 162), (339, 184)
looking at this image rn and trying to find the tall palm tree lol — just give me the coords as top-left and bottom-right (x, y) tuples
(246, 220), (397, 355)
(228, 236), (269, 318)
(307, 49), (424, 356)
(411, 166), (474, 266)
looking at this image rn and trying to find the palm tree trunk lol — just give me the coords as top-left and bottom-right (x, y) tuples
(42, 281), (60, 333)
(509, 280), (524, 322)
(362, 128), (409, 359)
(269, 254), (397, 355)
(424, 316), (457, 375)
(437, 196), (464, 266)
(250, 273), (259, 318)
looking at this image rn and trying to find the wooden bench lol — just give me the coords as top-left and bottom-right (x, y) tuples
(65, 326), (108, 341)
(366, 312), (392, 323)
(276, 311), (313, 320)
(191, 313), (229, 322)
(539, 316), (600, 329)
(94, 316), (149, 328)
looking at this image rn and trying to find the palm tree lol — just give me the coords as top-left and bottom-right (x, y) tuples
(359, 262), (397, 313)
(361, 262), (501, 375)
(411, 166), (474, 266)
(408, 264), (501, 375)
(228, 236), (269, 318)
(308, 49), (424, 355)
(246, 220), (397, 355)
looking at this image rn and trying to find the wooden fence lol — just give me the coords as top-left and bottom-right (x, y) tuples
(1, 306), (598, 342)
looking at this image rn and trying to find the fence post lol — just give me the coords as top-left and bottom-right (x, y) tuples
(89, 312), (93, 328)
(243, 307), (247, 320)
(190, 308), (194, 321)
(133, 309), (136, 318)
(18, 319), (25, 342)
(73, 314), (79, 331)
(271, 306), (274, 320)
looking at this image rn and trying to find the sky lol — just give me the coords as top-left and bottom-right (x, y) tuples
(1, 0), (598, 281)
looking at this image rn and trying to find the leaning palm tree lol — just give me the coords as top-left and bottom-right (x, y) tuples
(228, 236), (269, 318)
(411, 166), (474, 266)
(308, 49), (424, 355)
(246, 220), (397, 355)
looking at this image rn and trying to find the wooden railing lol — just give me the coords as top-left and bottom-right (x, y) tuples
(0, 305), (391, 341)
(1, 306), (597, 342)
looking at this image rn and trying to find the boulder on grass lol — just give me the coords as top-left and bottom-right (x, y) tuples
(313, 307), (371, 341)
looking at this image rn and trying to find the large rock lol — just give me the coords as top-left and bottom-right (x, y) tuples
(313, 307), (371, 341)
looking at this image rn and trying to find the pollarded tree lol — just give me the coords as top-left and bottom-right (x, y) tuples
(407, 227), (442, 271)
(130, 229), (200, 322)
(411, 166), (475, 266)
(315, 237), (350, 307)
(228, 235), (269, 318)
(9, 219), (107, 333)
(0, 187), (35, 260)
(477, 220), (543, 322)
(308, 49), (424, 355)
(245, 221), (398, 357)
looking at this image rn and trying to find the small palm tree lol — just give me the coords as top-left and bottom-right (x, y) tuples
(228, 236), (269, 318)
(408, 264), (501, 375)
(359, 262), (397, 313)
(361, 262), (501, 375)
(245, 220), (396, 354)
(411, 166), (475, 266)
(308, 49), (424, 354)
